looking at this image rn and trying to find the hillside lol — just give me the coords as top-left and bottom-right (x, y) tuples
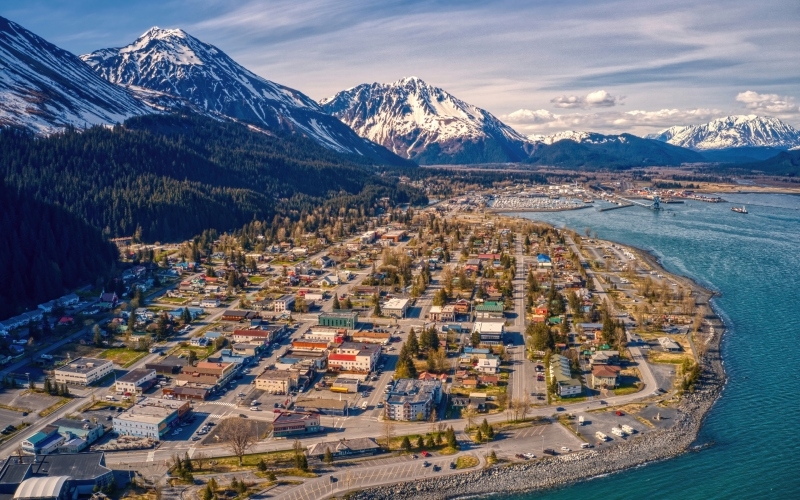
(0, 180), (118, 319)
(0, 114), (423, 243)
(0, 16), (151, 134)
(81, 27), (409, 165)
(524, 133), (704, 170)
(722, 149), (800, 176)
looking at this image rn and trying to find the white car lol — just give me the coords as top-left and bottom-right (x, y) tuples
(561, 446), (571, 452)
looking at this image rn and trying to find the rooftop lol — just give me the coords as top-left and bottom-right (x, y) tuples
(273, 411), (319, 425)
(54, 358), (111, 374)
(115, 398), (185, 424)
(13, 476), (69, 499)
(117, 369), (156, 383)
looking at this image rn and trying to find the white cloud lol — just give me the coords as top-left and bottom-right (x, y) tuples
(550, 89), (620, 108)
(736, 90), (799, 114)
(503, 106), (721, 136)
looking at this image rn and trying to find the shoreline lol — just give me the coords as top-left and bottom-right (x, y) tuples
(348, 222), (727, 500)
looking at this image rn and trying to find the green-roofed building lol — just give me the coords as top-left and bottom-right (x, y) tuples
(475, 301), (505, 320)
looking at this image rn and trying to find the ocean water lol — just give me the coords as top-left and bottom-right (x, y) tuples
(504, 193), (800, 499)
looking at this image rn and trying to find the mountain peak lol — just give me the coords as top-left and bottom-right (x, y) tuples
(80, 30), (408, 163)
(649, 115), (800, 150)
(320, 79), (532, 164)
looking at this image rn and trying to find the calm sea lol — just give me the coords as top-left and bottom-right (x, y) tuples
(502, 192), (800, 499)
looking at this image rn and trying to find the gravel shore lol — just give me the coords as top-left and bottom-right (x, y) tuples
(347, 238), (727, 500)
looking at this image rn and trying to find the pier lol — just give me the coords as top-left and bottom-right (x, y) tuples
(596, 203), (634, 212)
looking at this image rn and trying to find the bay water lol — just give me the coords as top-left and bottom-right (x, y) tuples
(502, 193), (800, 499)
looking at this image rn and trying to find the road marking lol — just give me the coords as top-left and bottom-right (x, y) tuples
(146, 451), (155, 462)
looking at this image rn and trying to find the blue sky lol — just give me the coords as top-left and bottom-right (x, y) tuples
(5, 0), (799, 135)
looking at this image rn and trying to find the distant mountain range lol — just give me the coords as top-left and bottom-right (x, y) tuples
(320, 77), (533, 164)
(2, 15), (800, 170)
(648, 115), (800, 150)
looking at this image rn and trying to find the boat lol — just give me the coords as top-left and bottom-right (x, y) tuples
(731, 206), (748, 214)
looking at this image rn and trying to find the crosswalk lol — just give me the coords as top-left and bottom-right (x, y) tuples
(203, 401), (236, 407)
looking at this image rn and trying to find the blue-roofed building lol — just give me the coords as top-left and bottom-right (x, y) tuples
(21, 428), (64, 455)
(537, 253), (552, 268)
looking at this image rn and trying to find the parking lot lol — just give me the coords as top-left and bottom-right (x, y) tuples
(490, 422), (585, 459)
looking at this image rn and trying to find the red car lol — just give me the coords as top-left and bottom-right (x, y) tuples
(615, 411), (624, 416)
(421, 450), (430, 457)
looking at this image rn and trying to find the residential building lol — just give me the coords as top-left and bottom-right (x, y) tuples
(475, 301), (504, 320)
(272, 411), (321, 437)
(306, 437), (382, 460)
(591, 365), (622, 389)
(549, 354), (582, 397)
(453, 299), (471, 314)
(113, 398), (190, 440)
(54, 358), (113, 386)
(428, 305), (455, 322)
(221, 310), (258, 321)
(382, 298), (409, 318)
(318, 311), (359, 330)
(232, 327), (282, 344)
(327, 342), (380, 373)
(590, 350), (620, 366)
(200, 298), (220, 308)
(115, 368), (157, 395)
(658, 337), (682, 352)
(273, 295), (295, 313)
(475, 355), (500, 374)
(255, 370), (299, 394)
(189, 337), (209, 347)
(472, 322), (505, 346)
(385, 379), (442, 421)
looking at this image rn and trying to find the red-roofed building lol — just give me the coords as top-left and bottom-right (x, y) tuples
(591, 365), (621, 389)
(327, 342), (380, 373)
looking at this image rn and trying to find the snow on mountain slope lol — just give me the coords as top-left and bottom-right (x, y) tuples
(81, 28), (407, 164)
(529, 130), (627, 145)
(0, 16), (152, 134)
(320, 77), (533, 164)
(648, 115), (800, 150)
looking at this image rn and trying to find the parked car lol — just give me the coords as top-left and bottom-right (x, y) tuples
(421, 450), (430, 457)
(449, 462), (456, 469)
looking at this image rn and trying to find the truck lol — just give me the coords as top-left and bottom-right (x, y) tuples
(595, 431), (608, 441)
(578, 416), (585, 425)
(621, 424), (635, 434)
(611, 427), (626, 437)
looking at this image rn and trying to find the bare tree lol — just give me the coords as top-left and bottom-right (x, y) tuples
(520, 395), (531, 421)
(217, 418), (257, 465)
(463, 404), (478, 431)
(152, 482), (163, 500)
(382, 418), (394, 450)
(194, 452), (207, 472)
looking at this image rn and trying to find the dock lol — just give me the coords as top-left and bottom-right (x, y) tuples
(596, 203), (634, 212)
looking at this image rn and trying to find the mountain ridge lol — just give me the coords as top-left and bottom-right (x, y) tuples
(648, 115), (800, 150)
(0, 16), (152, 134)
(320, 77), (533, 164)
(81, 27), (410, 166)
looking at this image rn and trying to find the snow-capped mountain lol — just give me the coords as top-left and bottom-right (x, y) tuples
(0, 16), (152, 134)
(648, 115), (800, 150)
(81, 28), (406, 164)
(320, 77), (533, 164)
(529, 130), (627, 145)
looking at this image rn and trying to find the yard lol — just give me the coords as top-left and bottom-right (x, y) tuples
(98, 347), (148, 367)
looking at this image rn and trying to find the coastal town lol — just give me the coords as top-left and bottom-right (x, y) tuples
(0, 179), (726, 500)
